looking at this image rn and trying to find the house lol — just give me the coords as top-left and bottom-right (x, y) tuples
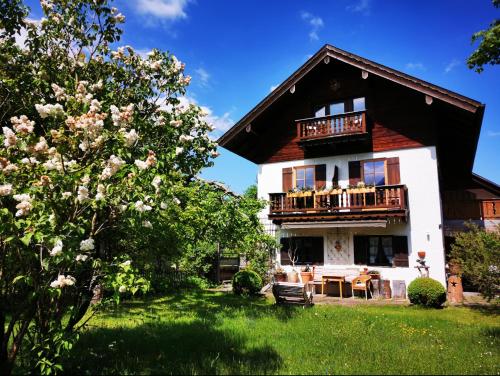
(218, 44), (499, 293)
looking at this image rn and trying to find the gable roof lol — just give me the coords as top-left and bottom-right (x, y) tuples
(218, 44), (484, 147)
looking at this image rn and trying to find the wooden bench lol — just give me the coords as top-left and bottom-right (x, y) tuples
(272, 282), (314, 306)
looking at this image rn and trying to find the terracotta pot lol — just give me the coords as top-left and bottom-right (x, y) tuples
(418, 251), (426, 259)
(287, 270), (299, 283)
(301, 272), (313, 284)
(274, 273), (286, 282)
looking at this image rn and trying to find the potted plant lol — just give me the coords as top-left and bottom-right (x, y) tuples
(274, 266), (287, 282)
(367, 270), (381, 280)
(417, 250), (426, 260)
(300, 265), (313, 284)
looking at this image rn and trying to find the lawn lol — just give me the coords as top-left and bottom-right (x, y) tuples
(63, 291), (500, 375)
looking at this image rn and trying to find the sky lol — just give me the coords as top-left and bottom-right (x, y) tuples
(25, 0), (500, 193)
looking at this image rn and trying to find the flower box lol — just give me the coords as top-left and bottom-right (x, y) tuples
(287, 191), (313, 198)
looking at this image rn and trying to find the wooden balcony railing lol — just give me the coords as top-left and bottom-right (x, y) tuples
(296, 110), (367, 141)
(482, 200), (500, 219)
(269, 185), (407, 215)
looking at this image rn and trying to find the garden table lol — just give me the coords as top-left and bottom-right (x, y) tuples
(321, 275), (345, 298)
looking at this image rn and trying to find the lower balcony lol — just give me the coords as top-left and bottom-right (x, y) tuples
(268, 185), (408, 223)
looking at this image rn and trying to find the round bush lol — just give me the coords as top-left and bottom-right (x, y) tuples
(408, 277), (447, 308)
(232, 270), (263, 295)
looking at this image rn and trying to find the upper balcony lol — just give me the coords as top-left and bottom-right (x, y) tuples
(296, 110), (368, 146)
(268, 184), (408, 223)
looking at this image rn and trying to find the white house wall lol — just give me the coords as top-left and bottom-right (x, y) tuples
(257, 146), (447, 288)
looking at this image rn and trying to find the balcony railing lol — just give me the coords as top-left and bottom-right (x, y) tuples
(482, 200), (500, 219)
(296, 110), (367, 141)
(269, 185), (407, 216)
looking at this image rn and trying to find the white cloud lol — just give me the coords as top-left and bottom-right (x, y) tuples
(347, 0), (371, 14)
(195, 68), (210, 87)
(444, 59), (461, 73)
(270, 84), (278, 92)
(134, 0), (190, 20)
(405, 62), (426, 71)
(13, 18), (39, 48)
(487, 130), (500, 137)
(175, 95), (235, 136)
(301, 11), (324, 41)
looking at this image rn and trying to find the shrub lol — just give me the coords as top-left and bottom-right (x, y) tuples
(232, 269), (263, 295)
(408, 277), (447, 308)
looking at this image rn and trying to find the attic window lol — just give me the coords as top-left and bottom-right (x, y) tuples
(314, 97), (366, 117)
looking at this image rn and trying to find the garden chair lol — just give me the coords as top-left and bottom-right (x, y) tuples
(351, 275), (372, 300)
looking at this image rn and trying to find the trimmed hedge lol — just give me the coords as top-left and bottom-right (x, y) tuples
(408, 277), (447, 308)
(232, 269), (263, 295)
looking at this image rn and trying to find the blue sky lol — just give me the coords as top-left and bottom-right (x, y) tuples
(26, 0), (499, 192)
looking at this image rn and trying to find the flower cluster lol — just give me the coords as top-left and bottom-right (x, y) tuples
(79, 238), (95, 251)
(35, 103), (64, 118)
(10, 115), (35, 134)
(101, 155), (125, 180)
(110, 104), (134, 127)
(13, 193), (33, 217)
(50, 240), (63, 256)
(50, 275), (76, 288)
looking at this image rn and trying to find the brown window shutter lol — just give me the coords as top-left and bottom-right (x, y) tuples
(353, 236), (368, 265)
(315, 164), (326, 190)
(386, 157), (400, 185)
(348, 161), (361, 186)
(392, 236), (409, 267)
(282, 167), (293, 192)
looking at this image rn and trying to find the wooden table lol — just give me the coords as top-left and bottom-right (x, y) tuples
(321, 275), (346, 298)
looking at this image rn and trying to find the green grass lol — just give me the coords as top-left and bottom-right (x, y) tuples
(63, 291), (500, 375)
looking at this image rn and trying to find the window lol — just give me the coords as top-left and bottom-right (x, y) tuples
(363, 160), (386, 186)
(314, 97), (365, 117)
(280, 237), (324, 265)
(354, 235), (408, 267)
(295, 166), (315, 189)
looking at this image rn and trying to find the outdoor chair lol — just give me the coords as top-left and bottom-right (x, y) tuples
(351, 275), (372, 300)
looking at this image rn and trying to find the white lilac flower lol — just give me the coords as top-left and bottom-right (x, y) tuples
(0, 184), (13, 196)
(179, 134), (194, 143)
(76, 254), (88, 262)
(100, 155), (125, 180)
(49, 240), (63, 256)
(160, 202), (168, 210)
(35, 103), (64, 118)
(2, 164), (18, 175)
(170, 119), (182, 128)
(51, 83), (66, 101)
(10, 115), (35, 134)
(2, 127), (17, 147)
(142, 220), (153, 228)
(77, 186), (89, 202)
(123, 129), (138, 147)
(95, 184), (106, 201)
(118, 285), (127, 293)
(134, 160), (148, 170)
(173, 197), (181, 205)
(21, 157), (39, 165)
(80, 238), (95, 251)
(62, 191), (72, 199)
(210, 150), (220, 158)
(134, 200), (152, 212)
(121, 260), (131, 267)
(152, 176), (161, 190)
(34, 136), (49, 153)
(89, 99), (101, 113)
(50, 274), (76, 288)
(13, 194), (32, 217)
(175, 147), (183, 155)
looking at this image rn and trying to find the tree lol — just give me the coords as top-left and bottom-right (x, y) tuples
(0, 0), (218, 373)
(449, 224), (500, 301)
(467, 0), (500, 72)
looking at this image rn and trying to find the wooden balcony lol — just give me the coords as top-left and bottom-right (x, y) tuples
(296, 110), (367, 143)
(482, 200), (500, 219)
(269, 185), (408, 222)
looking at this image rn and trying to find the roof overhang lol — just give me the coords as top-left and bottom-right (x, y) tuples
(218, 44), (484, 149)
(281, 220), (388, 229)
